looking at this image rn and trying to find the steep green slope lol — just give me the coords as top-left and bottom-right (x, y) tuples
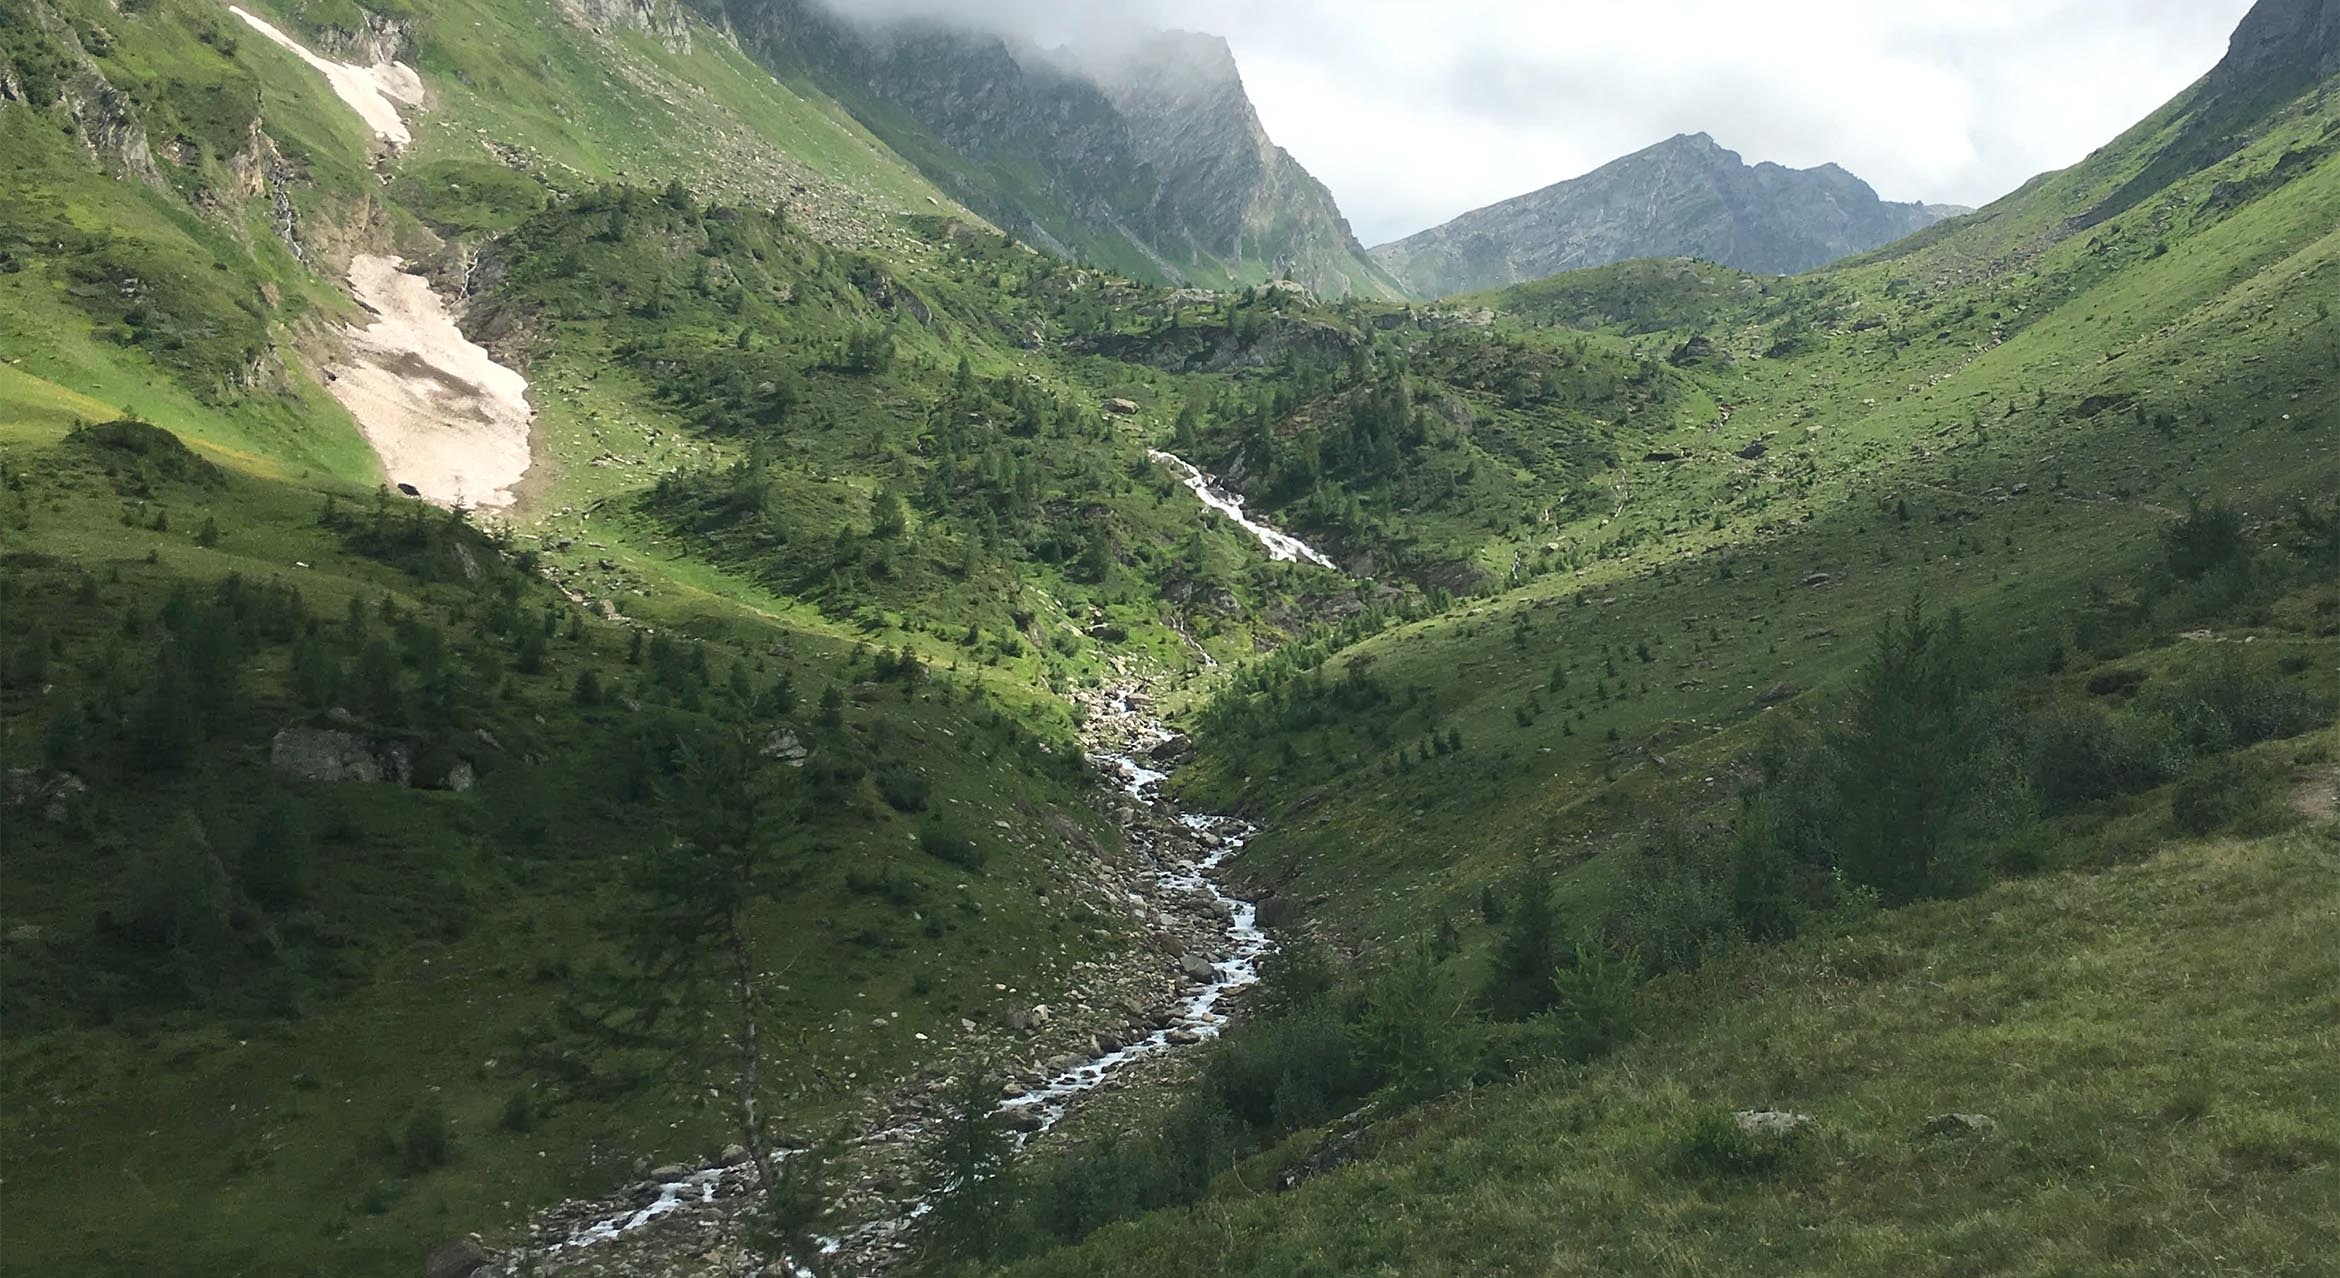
(933, 18), (2340, 1274)
(0, 4), (1326, 1275)
(993, 811), (2340, 1277)
(1182, 9), (2340, 943)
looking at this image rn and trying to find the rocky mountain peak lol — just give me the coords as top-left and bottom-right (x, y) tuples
(1370, 133), (1951, 295)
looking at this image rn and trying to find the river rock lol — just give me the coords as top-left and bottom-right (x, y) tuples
(1178, 952), (1218, 982)
(649, 1163), (689, 1182)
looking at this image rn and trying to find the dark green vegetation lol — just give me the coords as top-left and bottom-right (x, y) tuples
(2, 0), (2336, 1275)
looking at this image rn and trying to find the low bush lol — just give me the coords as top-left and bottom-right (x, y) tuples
(919, 825), (987, 872)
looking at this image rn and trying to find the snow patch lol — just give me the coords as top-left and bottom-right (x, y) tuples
(228, 5), (423, 150)
(326, 255), (534, 511)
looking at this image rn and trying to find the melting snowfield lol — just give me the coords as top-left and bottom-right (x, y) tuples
(1149, 449), (1337, 568)
(224, 7), (528, 509)
(327, 255), (535, 511)
(227, 5), (423, 149)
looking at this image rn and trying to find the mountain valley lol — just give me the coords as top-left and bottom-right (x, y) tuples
(0, 1), (2334, 1276)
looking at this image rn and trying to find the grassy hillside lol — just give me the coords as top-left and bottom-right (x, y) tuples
(2, 0), (2334, 1274)
(918, 25), (2340, 1278)
(1178, 25), (2340, 944)
(990, 805), (2340, 1277)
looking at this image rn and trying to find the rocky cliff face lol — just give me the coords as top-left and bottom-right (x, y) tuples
(688, 0), (1400, 297)
(2072, 0), (2339, 230)
(1372, 133), (1953, 296)
(2219, 0), (2340, 93)
(1067, 31), (1402, 299)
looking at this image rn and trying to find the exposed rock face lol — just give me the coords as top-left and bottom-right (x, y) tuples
(2074, 0), (2338, 229)
(552, 0), (695, 54)
(1372, 133), (1955, 296)
(689, 1), (1401, 297)
(1069, 30), (1402, 299)
(2220, 0), (2340, 93)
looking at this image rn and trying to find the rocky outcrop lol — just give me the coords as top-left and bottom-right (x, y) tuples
(307, 9), (416, 66)
(1372, 133), (1954, 295)
(270, 721), (476, 791)
(423, 1238), (494, 1278)
(1068, 31), (1404, 299)
(553, 0), (695, 54)
(2219, 0), (2340, 95)
(270, 725), (415, 785)
(2, 768), (88, 823)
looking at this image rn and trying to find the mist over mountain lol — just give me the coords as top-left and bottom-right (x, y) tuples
(695, 0), (1401, 296)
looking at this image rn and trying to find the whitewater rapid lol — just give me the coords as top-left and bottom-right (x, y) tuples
(1149, 450), (1337, 568)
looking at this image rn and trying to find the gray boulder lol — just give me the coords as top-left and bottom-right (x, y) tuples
(423, 1239), (492, 1278)
(1920, 1112), (1998, 1138)
(270, 726), (412, 785)
(1733, 1110), (1813, 1138)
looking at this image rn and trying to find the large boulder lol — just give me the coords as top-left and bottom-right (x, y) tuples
(2, 768), (87, 822)
(423, 1239), (492, 1278)
(269, 726), (413, 785)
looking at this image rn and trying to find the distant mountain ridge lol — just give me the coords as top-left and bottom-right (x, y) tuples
(1371, 133), (1959, 297)
(688, 0), (1403, 297)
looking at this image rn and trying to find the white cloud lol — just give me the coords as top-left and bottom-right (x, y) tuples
(815, 0), (2259, 245)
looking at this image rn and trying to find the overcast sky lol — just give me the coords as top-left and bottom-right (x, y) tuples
(823, 0), (2258, 246)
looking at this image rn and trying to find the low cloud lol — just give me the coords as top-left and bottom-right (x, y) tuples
(813, 0), (2258, 245)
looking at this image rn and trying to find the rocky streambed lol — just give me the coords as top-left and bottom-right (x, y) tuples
(480, 685), (1272, 1277)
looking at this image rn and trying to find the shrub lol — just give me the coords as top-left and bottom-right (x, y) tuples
(876, 766), (932, 812)
(1549, 942), (1638, 1059)
(919, 826), (987, 872)
(1202, 1013), (1361, 1131)
(2149, 652), (2327, 751)
(844, 864), (923, 906)
(399, 1099), (454, 1174)
(2160, 499), (2246, 581)
(2170, 755), (2284, 836)
(2021, 699), (2183, 810)
(1604, 837), (1739, 975)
